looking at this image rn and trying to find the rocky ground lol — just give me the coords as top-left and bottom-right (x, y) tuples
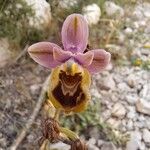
(0, 1), (150, 150)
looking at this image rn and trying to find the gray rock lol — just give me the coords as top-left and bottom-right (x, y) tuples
(88, 138), (96, 145)
(126, 74), (136, 88)
(136, 99), (150, 115)
(117, 82), (130, 92)
(142, 129), (150, 143)
(101, 142), (117, 150)
(134, 121), (145, 129)
(89, 128), (100, 140)
(50, 142), (70, 150)
(139, 84), (150, 101)
(125, 95), (138, 105)
(111, 103), (126, 119)
(102, 75), (116, 90)
(126, 131), (141, 150)
(126, 120), (133, 130)
(30, 84), (41, 95)
(139, 141), (146, 150)
(127, 111), (136, 119)
(97, 139), (104, 147)
(88, 143), (99, 150)
(106, 118), (121, 129)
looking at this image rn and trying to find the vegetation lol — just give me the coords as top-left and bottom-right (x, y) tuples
(0, 0), (48, 49)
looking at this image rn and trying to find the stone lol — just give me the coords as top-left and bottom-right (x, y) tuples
(101, 142), (117, 150)
(89, 128), (100, 139)
(133, 3), (150, 19)
(125, 95), (138, 105)
(88, 138), (96, 145)
(97, 139), (104, 147)
(30, 84), (41, 95)
(136, 99), (150, 115)
(83, 3), (101, 25)
(127, 111), (136, 119)
(106, 118), (121, 129)
(126, 74), (136, 88)
(117, 82), (130, 92)
(126, 120), (133, 130)
(124, 28), (133, 35)
(104, 1), (124, 18)
(25, 0), (51, 30)
(139, 141), (146, 150)
(49, 142), (70, 150)
(111, 103), (126, 119)
(88, 144), (99, 150)
(126, 131), (141, 150)
(139, 84), (150, 101)
(134, 121), (144, 129)
(59, 0), (77, 8)
(142, 129), (150, 143)
(102, 75), (116, 90)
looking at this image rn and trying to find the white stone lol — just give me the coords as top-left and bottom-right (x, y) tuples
(30, 84), (41, 95)
(59, 0), (77, 9)
(139, 141), (146, 150)
(88, 144), (99, 150)
(89, 128), (100, 139)
(136, 99), (150, 115)
(88, 138), (96, 145)
(106, 118), (121, 129)
(102, 75), (116, 90)
(83, 3), (101, 25)
(50, 142), (70, 150)
(111, 103), (126, 118)
(126, 131), (141, 150)
(125, 95), (138, 105)
(127, 111), (136, 119)
(101, 142), (117, 150)
(126, 120), (133, 130)
(104, 1), (124, 18)
(142, 129), (150, 143)
(124, 28), (133, 35)
(117, 82), (130, 92)
(133, 3), (150, 19)
(139, 84), (150, 101)
(97, 140), (104, 147)
(25, 0), (51, 30)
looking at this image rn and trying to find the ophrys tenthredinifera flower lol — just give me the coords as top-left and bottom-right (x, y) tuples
(28, 14), (111, 113)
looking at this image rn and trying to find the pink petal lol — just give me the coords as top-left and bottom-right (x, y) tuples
(74, 51), (94, 66)
(28, 42), (62, 68)
(86, 49), (111, 73)
(53, 48), (72, 62)
(61, 14), (89, 53)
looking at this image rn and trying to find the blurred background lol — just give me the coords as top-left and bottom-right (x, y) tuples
(0, 0), (150, 149)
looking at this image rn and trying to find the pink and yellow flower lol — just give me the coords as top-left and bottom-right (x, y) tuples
(28, 14), (111, 113)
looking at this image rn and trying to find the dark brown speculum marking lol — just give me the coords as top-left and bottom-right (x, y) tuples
(52, 70), (85, 107)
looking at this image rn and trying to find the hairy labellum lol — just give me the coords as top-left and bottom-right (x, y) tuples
(48, 60), (91, 112)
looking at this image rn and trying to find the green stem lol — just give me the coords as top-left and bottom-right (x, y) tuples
(53, 109), (60, 121)
(59, 127), (79, 141)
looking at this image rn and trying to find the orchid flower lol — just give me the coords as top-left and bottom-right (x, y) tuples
(28, 14), (111, 113)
